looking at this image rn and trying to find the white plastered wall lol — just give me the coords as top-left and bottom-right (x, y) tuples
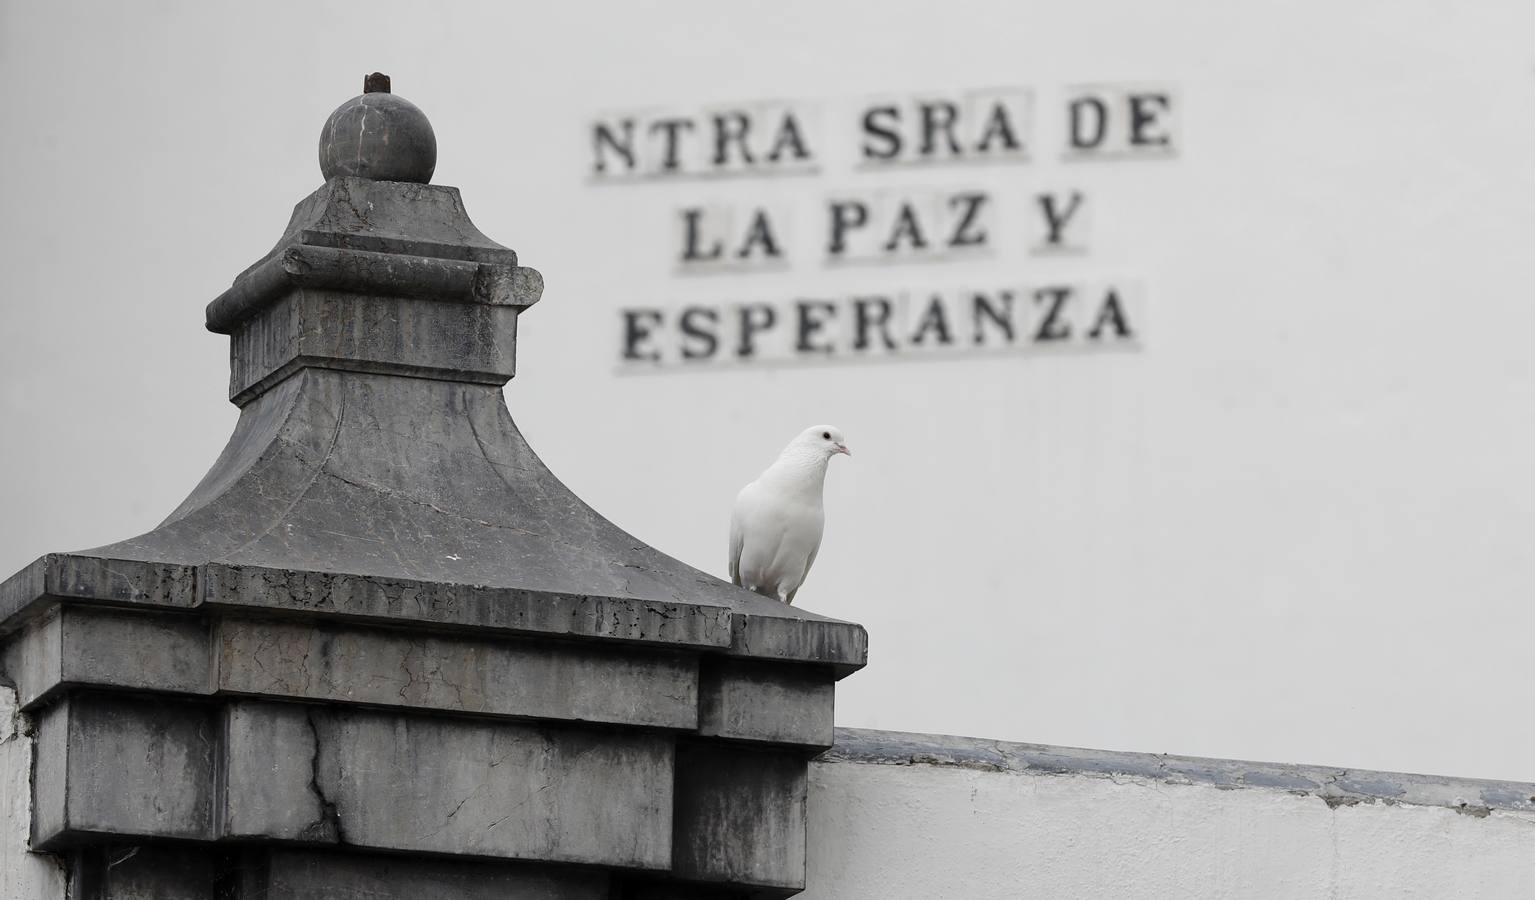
(804, 757), (1535, 899)
(0, 687), (65, 900)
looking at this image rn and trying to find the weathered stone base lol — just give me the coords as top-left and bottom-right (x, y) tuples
(49, 841), (811, 899)
(20, 691), (813, 899)
(32, 694), (675, 869)
(58, 844), (611, 899)
(0, 516), (856, 899)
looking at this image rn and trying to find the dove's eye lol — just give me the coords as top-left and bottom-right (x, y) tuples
(822, 431), (831, 440)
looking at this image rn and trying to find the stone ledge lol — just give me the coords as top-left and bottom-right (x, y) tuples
(210, 176), (535, 334)
(243, 177), (520, 276)
(209, 245), (539, 335)
(824, 728), (1535, 815)
(0, 556), (733, 652)
(6, 607), (701, 731)
(730, 612), (866, 677)
(202, 563), (733, 651)
(0, 556), (867, 675)
(0, 556), (197, 637)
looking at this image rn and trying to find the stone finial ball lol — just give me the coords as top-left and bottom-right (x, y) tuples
(318, 84), (437, 184)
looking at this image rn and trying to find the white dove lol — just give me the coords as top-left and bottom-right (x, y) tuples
(729, 425), (851, 605)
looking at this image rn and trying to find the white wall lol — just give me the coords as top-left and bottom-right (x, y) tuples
(0, 688), (65, 900)
(3, 1), (1535, 780)
(806, 740), (1535, 899)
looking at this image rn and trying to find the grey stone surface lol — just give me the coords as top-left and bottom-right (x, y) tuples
(0, 557), (45, 634)
(43, 365), (864, 674)
(201, 564), (733, 650)
(61, 844), (614, 899)
(730, 614), (867, 676)
(825, 727), (1535, 816)
(6, 609), (207, 709)
(251, 175), (518, 271)
(31, 695), (67, 844)
(61, 610), (207, 700)
(228, 288), (520, 404)
(0, 555), (196, 636)
(222, 700), (676, 868)
(698, 659), (833, 749)
(2, 610), (59, 708)
(39, 693), (687, 867)
(260, 849), (610, 900)
(319, 88), (437, 184)
(6, 606), (702, 730)
(673, 743), (808, 892)
(44, 556), (197, 608)
(216, 617), (699, 728)
(220, 702), (330, 842)
(33, 695), (215, 848)
(67, 845), (216, 900)
(208, 176), (527, 335)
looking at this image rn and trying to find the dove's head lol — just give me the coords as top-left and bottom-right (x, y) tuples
(793, 425), (850, 459)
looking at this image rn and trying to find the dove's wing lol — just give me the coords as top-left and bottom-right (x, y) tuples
(728, 503), (745, 586)
(784, 541), (819, 606)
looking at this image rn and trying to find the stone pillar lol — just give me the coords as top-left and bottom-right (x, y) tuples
(0, 75), (865, 900)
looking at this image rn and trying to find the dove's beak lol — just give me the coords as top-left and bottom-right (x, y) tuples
(835, 443), (851, 456)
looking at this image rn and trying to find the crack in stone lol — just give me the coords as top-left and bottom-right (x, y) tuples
(487, 783), (552, 831)
(317, 468), (540, 536)
(397, 640), (421, 701)
(302, 707), (348, 844)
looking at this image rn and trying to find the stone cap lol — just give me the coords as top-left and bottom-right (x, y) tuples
(208, 75), (536, 336)
(318, 73), (437, 184)
(0, 552), (867, 675)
